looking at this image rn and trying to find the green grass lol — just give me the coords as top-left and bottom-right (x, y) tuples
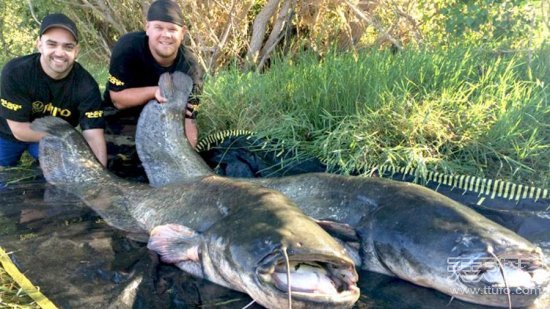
(79, 55), (109, 93)
(199, 45), (549, 188)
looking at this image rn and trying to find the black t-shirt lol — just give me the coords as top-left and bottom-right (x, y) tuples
(104, 32), (202, 124)
(0, 53), (104, 141)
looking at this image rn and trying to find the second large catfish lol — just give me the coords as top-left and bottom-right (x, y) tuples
(137, 72), (549, 308)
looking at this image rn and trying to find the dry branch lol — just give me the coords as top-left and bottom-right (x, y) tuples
(247, 0), (283, 64)
(33, 0), (431, 70)
(26, 0), (41, 25)
(345, 0), (402, 50)
(257, 0), (294, 71)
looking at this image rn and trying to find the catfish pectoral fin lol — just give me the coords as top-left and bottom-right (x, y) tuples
(148, 224), (201, 264)
(315, 219), (359, 242)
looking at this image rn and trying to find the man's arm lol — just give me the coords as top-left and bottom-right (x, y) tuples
(6, 120), (107, 166)
(112, 86), (198, 148)
(6, 120), (46, 142)
(82, 128), (107, 167)
(185, 118), (198, 148)
(110, 86), (166, 109)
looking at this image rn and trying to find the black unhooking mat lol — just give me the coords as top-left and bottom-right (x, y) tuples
(0, 132), (548, 309)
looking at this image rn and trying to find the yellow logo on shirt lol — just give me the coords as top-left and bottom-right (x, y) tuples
(108, 74), (125, 86)
(85, 110), (104, 119)
(42, 103), (72, 117)
(32, 101), (44, 113)
(1, 99), (22, 111)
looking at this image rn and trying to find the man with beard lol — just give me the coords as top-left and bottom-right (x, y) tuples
(103, 0), (203, 179)
(0, 13), (107, 167)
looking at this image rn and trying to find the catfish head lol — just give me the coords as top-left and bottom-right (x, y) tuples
(147, 189), (360, 308)
(367, 183), (550, 308)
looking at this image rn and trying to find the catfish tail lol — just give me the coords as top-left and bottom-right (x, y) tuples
(31, 117), (107, 185)
(136, 72), (212, 187)
(159, 71), (193, 113)
(171, 71), (194, 98)
(32, 117), (149, 239)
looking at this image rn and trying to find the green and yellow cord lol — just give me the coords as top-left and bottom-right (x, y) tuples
(198, 130), (549, 206)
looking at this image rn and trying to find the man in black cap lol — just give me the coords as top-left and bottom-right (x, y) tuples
(104, 0), (203, 151)
(0, 13), (107, 167)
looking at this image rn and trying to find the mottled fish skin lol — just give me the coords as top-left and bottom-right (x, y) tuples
(134, 71), (550, 308)
(31, 95), (361, 308)
(135, 73), (212, 186)
(256, 174), (550, 308)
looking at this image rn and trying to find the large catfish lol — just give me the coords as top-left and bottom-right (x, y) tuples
(31, 114), (361, 305)
(137, 71), (549, 308)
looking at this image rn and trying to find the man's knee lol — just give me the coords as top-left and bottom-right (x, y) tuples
(0, 139), (25, 167)
(0, 155), (21, 167)
(27, 142), (40, 160)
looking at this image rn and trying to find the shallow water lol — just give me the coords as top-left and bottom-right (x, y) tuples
(1, 169), (548, 308)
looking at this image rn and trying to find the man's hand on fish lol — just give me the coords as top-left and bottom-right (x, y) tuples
(154, 86), (168, 103)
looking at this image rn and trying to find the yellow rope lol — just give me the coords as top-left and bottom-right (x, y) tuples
(0, 247), (57, 309)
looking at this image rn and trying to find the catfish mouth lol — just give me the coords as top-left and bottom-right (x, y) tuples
(256, 253), (360, 305)
(452, 252), (549, 291)
(447, 250), (550, 308)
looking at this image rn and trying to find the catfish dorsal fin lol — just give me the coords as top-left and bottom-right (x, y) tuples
(148, 224), (201, 264)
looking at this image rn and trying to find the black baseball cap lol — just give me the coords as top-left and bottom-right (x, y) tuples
(40, 13), (79, 42)
(147, 0), (184, 26)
